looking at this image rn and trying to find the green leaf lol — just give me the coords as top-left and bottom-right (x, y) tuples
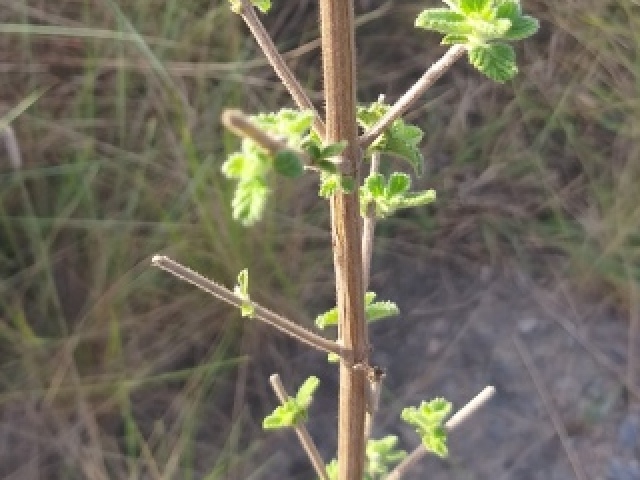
(253, 109), (313, 142)
(387, 172), (411, 197)
(221, 152), (246, 179)
(364, 173), (385, 198)
(273, 150), (304, 178)
(263, 377), (318, 431)
(441, 33), (471, 44)
(295, 376), (320, 408)
(503, 15), (539, 40)
(251, 0), (271, 13)
(382, 123), (425, 177)
(320, 141), (347, 158)
(228, 0), (271, 14)
(423, 426), (448, 457)
(317, 293), (399, 328)
(366, 299), (400, 323)
(415, 8), (471, 35)
(263, 401), (306, 429)
(231, 178), (270, 226)
(357, 101), (425, 176)
(315, 306), (338, 329)
(495, 0), (521, 19)
(327, 352), (340, 363)
(401, 398), (453, 458)
(325, 459), (339, 480)
(394, 189), (437, 211)
(318, 173), (340, 198)
(466, 16), (512, 39)
(234, 269), (254, 317)
(468, 43), (517, 82)
(458, 0), (490, 15)
(366, 436), (407, 477)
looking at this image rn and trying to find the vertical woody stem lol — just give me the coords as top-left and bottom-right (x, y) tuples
(319, 0), (368, 479)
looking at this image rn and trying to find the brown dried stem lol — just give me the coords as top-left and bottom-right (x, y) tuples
(238, 0), (325, 138)
(151, 256), (344, 357)
(359, 45), (466, 148)
(319, 0), (368, 477)
(269, 374), (329, 480)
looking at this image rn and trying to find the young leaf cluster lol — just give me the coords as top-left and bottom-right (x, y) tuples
(357, 101), (425, 177)
(361, 172), (436, 219)
(401, 398), (452, 458)
(222, 109), (343, 225)
(325, 436), (407, 480)
(263, 376), (320, 429)
(315, 292), (400, 329)
(415, 0), (539, 82)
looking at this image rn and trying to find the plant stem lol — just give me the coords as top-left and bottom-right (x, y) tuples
(319, 0), (368, 478)
(361, 151), (380, 291)
(269, 374), (329, 480)
(386, 385), (496, 480)
(151, 256), (344, 357)
(360, 45), (466, 148)
(239, 0), (325, 138)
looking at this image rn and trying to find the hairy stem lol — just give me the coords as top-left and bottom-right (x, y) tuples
(269, 374), (329, 480)
(360, 45), (465, 148)
(319, 0), (368, 478)
(386, 385), (496, 480)
(239, 0), (325, 138)
(151, 256), (344, 357)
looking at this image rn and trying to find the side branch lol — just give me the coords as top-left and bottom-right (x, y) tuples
(239, 0), (325, 138)
(222, 109), (311, 162)
(151, 256), (343, 357)
(386, 385), (496, 480)
(269, 374), (329, 480)
(359, 45), (466, 148)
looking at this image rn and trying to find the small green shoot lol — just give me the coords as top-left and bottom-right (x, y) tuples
(357, 101), (425, 176)
(415, 0), (539, 82)
(263, 376), (320, 429)
(315, 292), (400, 329)
(360, 172), (436, 218)
(228, 0), (271, 14)
(324, 436), (407, 480)
(233, 269), (254, 317)
(401, 398), (452, 458)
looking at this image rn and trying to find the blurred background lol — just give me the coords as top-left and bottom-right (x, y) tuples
(1, 0), (639, 479)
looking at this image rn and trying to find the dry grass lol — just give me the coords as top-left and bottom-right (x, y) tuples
(0, 0), (638, 478)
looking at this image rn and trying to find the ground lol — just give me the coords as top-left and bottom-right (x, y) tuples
(256, 252), (640, 480)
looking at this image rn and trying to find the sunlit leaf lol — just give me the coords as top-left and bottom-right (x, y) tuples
(468, 42), (517, 82)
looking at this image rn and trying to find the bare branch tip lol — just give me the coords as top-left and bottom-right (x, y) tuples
(151, 254), (168, 266)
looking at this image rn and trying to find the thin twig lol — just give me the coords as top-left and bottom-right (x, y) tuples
(362, 151), (381, 441)
(361, 151), (380, 291)
(151, 256), (344, 357)
(513, 336), (588, 480)
(222, 109), (299, 157)
(239, 0), (325, 138)
(359, 45), (466, 148)
(386, 385), (496, 480)
(627, 265), (639, 411)
(1, 124), (22, 169)
(269, 374), (329, 480)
